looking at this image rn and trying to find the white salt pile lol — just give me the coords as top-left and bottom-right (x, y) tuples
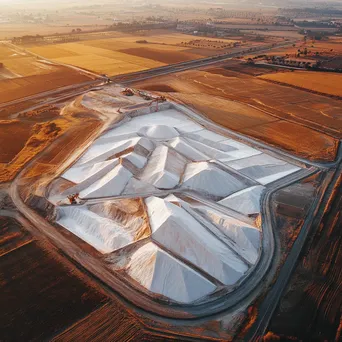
(140, 145), (187, 189)
(195, 206), (261, 265)
(76, 137), (141, 166)
(226, 154), (300, 185)
(181, 162), (247, 198)
(79, 164), (132, 199)
(62, 159), (119, 184)
(168, 137), (209, 161)
(219, 185), (265, 216)
(100, 109), (202, 139)
(125, 242), (216, 303)
(146, 197), (249, 285)
(121, 152), (147, 169)
(57, 206), (143, 254)
(139, 125), (179, 139)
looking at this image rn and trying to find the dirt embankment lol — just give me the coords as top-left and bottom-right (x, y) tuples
(0, 119), (70, 183)
(0, 120), (35, 163)
(0, 100), (101, 184)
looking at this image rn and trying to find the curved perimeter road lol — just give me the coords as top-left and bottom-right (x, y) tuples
(9, 95), (321, 320)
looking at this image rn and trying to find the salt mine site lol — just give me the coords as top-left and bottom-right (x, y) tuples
(3, 67), (339, 340)
(2, 1), (342, 340)
(38, 85), (305, 307)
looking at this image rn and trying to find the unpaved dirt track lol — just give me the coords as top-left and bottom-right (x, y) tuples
(246, 146), (342, 341)
(3, 36), (339, 339)
(8, 93), (320, 322)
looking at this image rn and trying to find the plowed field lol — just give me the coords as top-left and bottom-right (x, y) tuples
(259, 71), (342, 97)
(0, 241), (107, 341)
(133, 64), (340, 162)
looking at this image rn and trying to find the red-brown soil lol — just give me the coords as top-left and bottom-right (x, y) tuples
(53, 301), (191, 342)
(0, 120), (34, 163)
(0, 67), (91, 105)
(241, 121), (338, 162)
(119, 47), (202, 64)
(208, 64), (284, 76)
(18, 105), (60, 121)
(259, 71), (342, 98)
(271, 172), (324, 263)
(139, 84), (177, 92)
(0, 241), (108, 341)
(0, 217), (32, 256)
(0, 118), (71, 183)
(22, 118), (102, 181)
(0, 104), (101, 184)
(52, 302), (144, 342)
(133, 64), (341, 162)
(266, 173), (342, 341)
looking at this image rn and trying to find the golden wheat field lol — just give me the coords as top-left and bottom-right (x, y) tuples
(26, 33), (237, 76)
(0, 44), (54, 77)
(259, 71), (342, 97)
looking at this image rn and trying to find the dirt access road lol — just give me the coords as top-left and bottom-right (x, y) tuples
(7, 92), (320, 322)
(246, 146), (342, 341)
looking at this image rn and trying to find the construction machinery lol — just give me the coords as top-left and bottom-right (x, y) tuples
(67, 193), (79, 205)
(122, 88), (134, 96)
(150, 96), (166, 111)
(138, 91), (152, 101)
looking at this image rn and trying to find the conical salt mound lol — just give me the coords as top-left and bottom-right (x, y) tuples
(140, 145), (187, 189)
(126, 242), (216, 303)
(182, 162), (247, 198)
(146, 197), (249, 285)
(196, 206), (261, 265)
(79, 164), (132, 199)
(219, 185), (265, 216)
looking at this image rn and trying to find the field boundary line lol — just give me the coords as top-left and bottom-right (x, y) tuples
(0, 239), (33, 258)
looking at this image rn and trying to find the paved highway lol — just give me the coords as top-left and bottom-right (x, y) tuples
(111, 40), (297, 85)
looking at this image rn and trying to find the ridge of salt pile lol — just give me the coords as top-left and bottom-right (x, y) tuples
(182, 162), (247, 198)
(139, 125), (179, 140)
(226, 154), (300, 185)
(146, 197), (249, 285)
(168, 137), (209, 161)
(101, 109), (202, 139)
(121, 152), (147, 169)
(57, 206), (142, 254)
(185, 136), (261, 162)
(79, 164), (132, 199)
(62, 159), (119, 184)
(124, 242), (216, 303)
(140, 145), (187, 189)
(123, 177), (157, 195)
(195, 206), (261, 265)
(185, 129), (227, 145)
(219, 185), (265, 216)
(76, 137), (141, 166)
